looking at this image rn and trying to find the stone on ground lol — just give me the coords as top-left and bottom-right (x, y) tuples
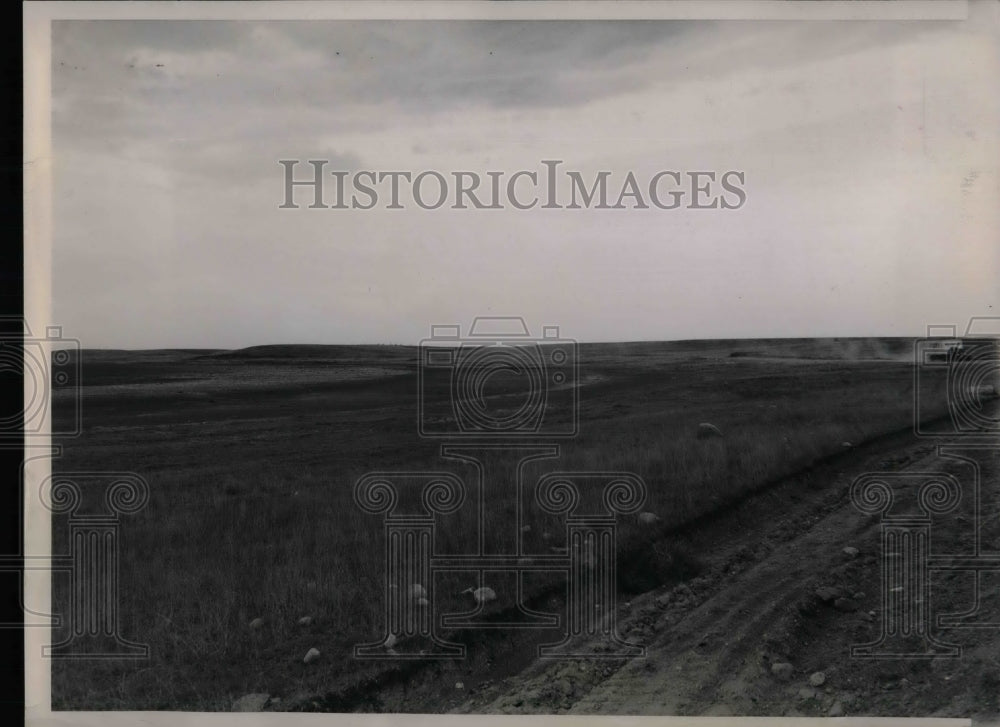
(233, 693), (270, 712)
(697, 422), (724, 439)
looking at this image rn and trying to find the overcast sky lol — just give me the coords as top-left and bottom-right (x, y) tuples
(52, 17), (999, 348)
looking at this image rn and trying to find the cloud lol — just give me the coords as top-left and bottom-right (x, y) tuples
(49, 17), (999, 347)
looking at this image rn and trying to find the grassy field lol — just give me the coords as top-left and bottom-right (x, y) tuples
(48, 337), (950, 710)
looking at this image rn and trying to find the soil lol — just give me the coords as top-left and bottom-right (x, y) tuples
(286, 413), (1000, 719)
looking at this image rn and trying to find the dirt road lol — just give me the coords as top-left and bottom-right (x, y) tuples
(448, 424), (1000, 720)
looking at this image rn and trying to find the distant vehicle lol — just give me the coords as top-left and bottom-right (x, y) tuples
(923, 338), (965, 362)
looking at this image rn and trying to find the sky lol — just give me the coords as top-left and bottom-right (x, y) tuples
(51, 15), (999, 348)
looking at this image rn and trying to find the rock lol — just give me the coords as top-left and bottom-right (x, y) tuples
(521, 525), (532, 533)
(828, 701), (844, 717)
(842, 442), (853, 448)
(455, 682), (464, 690)
(555, 678), (574, 697)
(834, 597), (858, 612)
(297, 616), (312, 626)
(248, 617), (265, 630)
(843, 547), (860, 558)
(771, 662), (795, 681)
(410, 584), (427, 599)
(233, 693), (269, 711)
(302, 647), (321, 664)
(638, 512), (661, 525)
(853, 592), (865, 600)
(810, 671), (827, 687)
(416, 597), (430, 608)
(815, 587), (841, 603)
(384, 633), (398, 648)
(697, 422), (724, 439)
(798, 687), (817, 700)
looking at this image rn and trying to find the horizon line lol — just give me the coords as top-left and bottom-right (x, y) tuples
(65, 334), (941, 352)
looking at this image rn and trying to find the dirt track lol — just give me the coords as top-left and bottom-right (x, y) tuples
(446, 419), (1000, 719)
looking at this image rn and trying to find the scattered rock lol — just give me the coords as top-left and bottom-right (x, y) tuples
(828, 701), (845, 717)
(416, 597), (430, 608)
(771, 662), (795, 681)
(853, 591), (865, 600)
(232, 693), (270, 712)
(842, 442), (853, 448)
(411, 584), (427, 599)
(798, 687), (817, 700)
(248, 617), (265, 630)
(843, 546), (860, 558)
(834, 597), (859, 612)
(810, 671), (827, 687)
(520, 525), (532, 533)
(297, 616), (312, 626)
(697, 422), (724, 439)
(638, 512), (661, 525)
(455, 682), (464, 690)
(302, 648), (321, 664)
(815, 587), (841, 603)
(463, 586), (498, 605)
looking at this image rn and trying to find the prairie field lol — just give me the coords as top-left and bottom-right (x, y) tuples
(48, 337), (953, 710)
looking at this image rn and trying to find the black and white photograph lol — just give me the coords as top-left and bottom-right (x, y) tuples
(20, 0), (1000, 722)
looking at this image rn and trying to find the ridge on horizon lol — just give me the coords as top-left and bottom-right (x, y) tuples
(69, 336), (927, 354)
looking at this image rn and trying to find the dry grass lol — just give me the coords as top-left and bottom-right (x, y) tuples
(48, 342), (949, 709)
